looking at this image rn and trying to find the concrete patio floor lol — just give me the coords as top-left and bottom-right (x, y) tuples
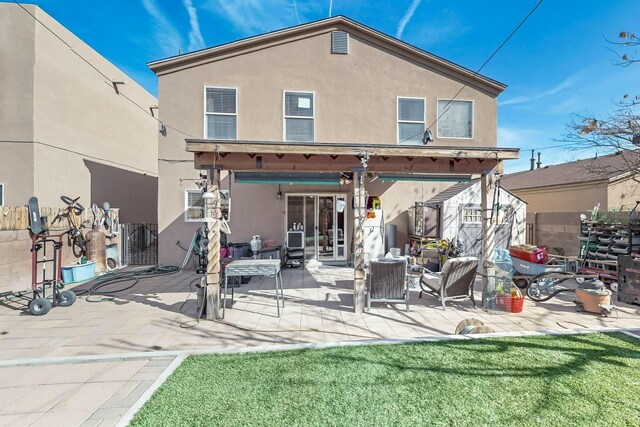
(1, 262), (639, 426)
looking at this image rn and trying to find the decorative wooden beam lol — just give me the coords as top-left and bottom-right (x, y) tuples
(186, 140), (520, 161)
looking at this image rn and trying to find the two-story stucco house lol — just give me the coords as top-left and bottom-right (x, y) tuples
(148, 16), (518, 276)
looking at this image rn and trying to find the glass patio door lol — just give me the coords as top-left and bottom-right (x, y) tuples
(285, 194), (347, 262)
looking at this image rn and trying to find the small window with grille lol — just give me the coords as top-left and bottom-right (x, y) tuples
(331, 31), (349, 54)
(461, 207), (482, 224)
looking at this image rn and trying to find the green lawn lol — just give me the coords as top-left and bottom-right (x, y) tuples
(130, 333), (640, 427)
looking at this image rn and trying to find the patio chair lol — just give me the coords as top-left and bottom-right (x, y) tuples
(367, 258), (409, 311)
(419, 256), (478, 310)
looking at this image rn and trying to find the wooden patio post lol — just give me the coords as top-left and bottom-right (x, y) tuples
(481, 170), (496, 306)
(353, 171), (366, 313)
(206, 169), (222, 320)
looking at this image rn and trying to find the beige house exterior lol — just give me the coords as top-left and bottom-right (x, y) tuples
(0, 3), (158, 223)
(0, 3), (158, 293)
(502, 151), (640, 255)
(502, 151), (640, 213)
(149, 16), (512, 268)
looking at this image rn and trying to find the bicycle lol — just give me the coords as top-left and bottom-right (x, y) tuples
(52, 195), (91, 256)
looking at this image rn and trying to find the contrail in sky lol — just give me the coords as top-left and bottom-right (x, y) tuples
(396, 0), (422, 38)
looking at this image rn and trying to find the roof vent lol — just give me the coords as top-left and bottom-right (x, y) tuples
(331, 31), (349, 54)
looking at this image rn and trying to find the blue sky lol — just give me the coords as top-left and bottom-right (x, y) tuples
(12, 0), (640, 172)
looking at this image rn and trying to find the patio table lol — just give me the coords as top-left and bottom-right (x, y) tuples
(223, 259), (284, 318)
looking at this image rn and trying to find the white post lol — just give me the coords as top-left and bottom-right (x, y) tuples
(353, 171), (366, 313)
(481, 170), (496, 306)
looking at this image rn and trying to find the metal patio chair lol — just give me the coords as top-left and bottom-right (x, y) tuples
(419, 256), (478, 310)
(367, 258), (409, 311)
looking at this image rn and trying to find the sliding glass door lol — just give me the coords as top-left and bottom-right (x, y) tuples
(285, 194), (347, 262)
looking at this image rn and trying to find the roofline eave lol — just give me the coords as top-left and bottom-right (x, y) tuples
(147, 16), (506, 94)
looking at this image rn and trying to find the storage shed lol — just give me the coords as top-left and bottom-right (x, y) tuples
(413, 180), (526, 256)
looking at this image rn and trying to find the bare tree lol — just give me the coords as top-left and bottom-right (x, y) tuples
(610, 31), (639, 69)
(562, 31), (640, 181)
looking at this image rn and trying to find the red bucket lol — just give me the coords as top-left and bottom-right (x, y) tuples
(510, 296), (525, 313)
(496, 294), (511, 309)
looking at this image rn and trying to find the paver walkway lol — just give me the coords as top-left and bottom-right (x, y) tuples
(1, 262), (639, 426)
(0, 357), (174, 427)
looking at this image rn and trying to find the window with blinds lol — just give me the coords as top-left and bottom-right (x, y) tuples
(397, 97), (425, 145)
(284, 92), (314, 142)
(331, 31), (349, 54)
(184, 190), (203, 222)
(205, 87), (237, 140)
(437, 99), (473, 139)
(184, 189), (231, 222)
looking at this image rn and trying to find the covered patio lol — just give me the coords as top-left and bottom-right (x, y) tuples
(185, 139), (519, 319)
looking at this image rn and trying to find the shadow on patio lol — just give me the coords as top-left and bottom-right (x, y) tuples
(1, 263), (639, 361)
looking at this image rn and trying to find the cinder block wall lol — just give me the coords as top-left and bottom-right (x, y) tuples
(0, 230), (83, 294)
(527, 212), (581, 256)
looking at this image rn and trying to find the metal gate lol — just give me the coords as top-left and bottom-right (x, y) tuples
(122, 223), (158, 265)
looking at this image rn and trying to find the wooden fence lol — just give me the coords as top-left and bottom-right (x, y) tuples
(0, 206), (119, 231)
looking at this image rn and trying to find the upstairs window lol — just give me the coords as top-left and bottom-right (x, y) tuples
(205, 87), (236, 140)
(397, 97), (425, 145)
(0, 183), (4, 206)
(437, 99), (473, 139)
(284, 91), (314, 142)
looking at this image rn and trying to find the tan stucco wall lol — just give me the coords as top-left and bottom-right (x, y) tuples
(607, 178), (640, 210)
(509, 181), (609, 214)
(0, 4), (158, 223)
(157, 28), (499, 265)
(0, 4), (36, 206)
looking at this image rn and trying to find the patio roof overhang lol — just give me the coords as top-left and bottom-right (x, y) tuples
(186, 140), (519, 174)
(190, 139), (519, 318)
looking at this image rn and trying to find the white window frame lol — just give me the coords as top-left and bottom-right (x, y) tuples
(184, 189), (204, 222)
(184, 189), (231, 222)
(203, 86), (238, 140)
(461, 206), (482, 224)
(0, 183), (4, 206)
(283, 90), (315, 142)
(436, 98), (474, 140)
(397, 96), (426, 145)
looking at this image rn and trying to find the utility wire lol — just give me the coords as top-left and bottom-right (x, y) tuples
(1, 140), (158, 176)
(12, 1), (199, 140)
(399, 0), (545, 144)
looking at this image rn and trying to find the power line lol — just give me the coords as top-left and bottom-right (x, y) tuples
(399, 0), (545, 143)
(1, 140), (158, 176)
(521, 142), (576, 151)
(12, 1), (198, 140)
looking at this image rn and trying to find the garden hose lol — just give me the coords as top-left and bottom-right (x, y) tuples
(75, 266), (180, 301)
